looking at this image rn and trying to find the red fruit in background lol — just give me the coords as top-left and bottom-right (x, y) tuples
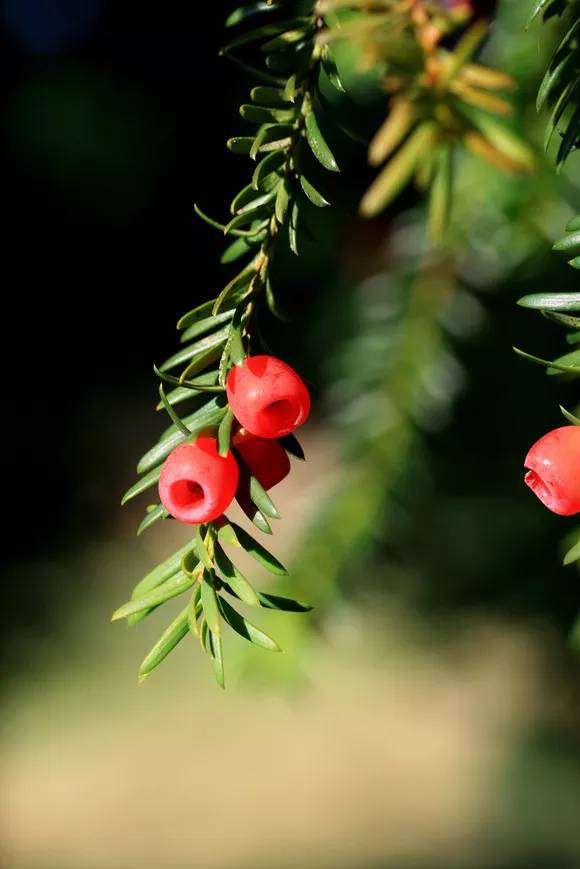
(158, 437), (239, 524)
(233, 429), (290, 490)
(524, 426), (580, 516)
(226, 355), (310, 439)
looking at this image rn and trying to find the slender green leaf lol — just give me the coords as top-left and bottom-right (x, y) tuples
(218, 408), (235, 457)
(179, 346), (226, 382)
(249, 506), (273, 534)
(194, 204), (269, 240)
(177, 299), (218, 330)
(542, 311), (580, 329)
(262, 27), (311, 52)
(138, 608), (189, 680)
(225, 2), (286, 27)
(214, 544), (260, 607)
(228, 523), (288, 575)
(128, 609), (156, 627)
(159, 326), (230, 373)
(223, 582), (312, 612)
(257, 591), (313, 612)
(217, 521), (242, 548)
(275, 179), (291, 223)
(137, 504), (168, 536)
(321, 45), (345, 92)
(517, 292), (580, 311)
(227, 136), (256, 154)
(241, 103), (294, 124)
(199, 618), (209, 653)
(222, 48), (285, 85)
(299, 175), (329, 206)
(283, 72), (299, 102)
(222, 17), (304, 49)
(158, 385), (192, 437)
(218, 597), (281, 651)
(251, 123), (295, 160)
(213, 269), (255, 317)
(231, 446), (274, 532)
(222, 235), (261, 264)
(179, 311), (234, 344)
(252, 149), (286, 190)
(251, 85), (291, 107)
(122, 465), (162, 505)
(564, 534), (580, 565)
(527, 0), (553, 25)
(131, 541), (196, 600)
(224, 208), (272, 237)
(187, 585), (201, 636)
(155, 372), (223, 410)
(548, 348), (580, 374)
(250, 475), (280, 519)
(513, 345), (580, 374)
(304, 108), (339, 171)
(289, 199), (299, 255)
(232, 301), (251, 358)
(238, 190), (278, 219)
(201, 571), (221, 636)
(260, 136), (293, 153)
(265, 274), (290, 322)
(560, 404), (580, 425)
(195, 526), (214, 571)
(279, 432), (305, 460)
(136, 397), (227, 474)
(113, 572), (195, 621)
(545, 78), (579, 152)
(181, 546), (200, 576)
(537, 50), (574, 111)
(231, 182), (276, 214)
(208, 630), (225, 689)
(553, 230), (580, 253)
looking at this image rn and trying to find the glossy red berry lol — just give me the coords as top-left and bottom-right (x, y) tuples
(226, 355), (310, 439)
(232, 428), (290, 490)
(524, 426), (580, 516)
(158, 437), (239, 524)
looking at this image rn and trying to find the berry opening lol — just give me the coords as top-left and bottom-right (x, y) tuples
(170, 479), (205, 511)
(260, 399), (299, 432)
(524, 469), (553, 508)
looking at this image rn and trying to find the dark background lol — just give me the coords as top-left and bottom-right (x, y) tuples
(2, 3), (234, 549)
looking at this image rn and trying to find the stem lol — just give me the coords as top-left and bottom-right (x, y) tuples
(241, 24), (326, 350)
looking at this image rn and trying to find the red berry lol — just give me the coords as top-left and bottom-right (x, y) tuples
(524, 426), (580, 516)
(233, 428), (290, 490)
(226, 355), (311, 439)
(158, 437), (239, 524)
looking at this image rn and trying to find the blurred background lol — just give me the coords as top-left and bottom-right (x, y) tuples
(3, 1), (580, 867)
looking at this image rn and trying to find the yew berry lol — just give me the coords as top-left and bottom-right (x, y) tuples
(158, 437), (239, 524)
(524, 426), (580, 516)
(232, 428), (290, 490)
(226, 355), (310, 439)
